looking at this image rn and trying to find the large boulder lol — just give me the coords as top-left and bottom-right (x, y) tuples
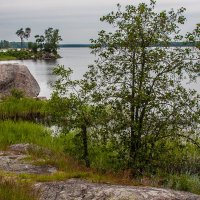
(0, 63), (40, 97)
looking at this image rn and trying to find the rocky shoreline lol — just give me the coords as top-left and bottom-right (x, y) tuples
(0, 144), (199, 200)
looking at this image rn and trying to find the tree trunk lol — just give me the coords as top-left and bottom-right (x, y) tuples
(81, 125), (90, 168)
(20, 38), (23, 49)
(129, 52), (137, 168)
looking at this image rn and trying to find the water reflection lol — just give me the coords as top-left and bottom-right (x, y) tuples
(0, 48), (199, 98)
(0, 48), (94, 98)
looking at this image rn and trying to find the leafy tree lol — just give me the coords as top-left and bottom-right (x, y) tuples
(16, 27), (31, 48)
(28, 42), (38, 53)
(49, 65), (99, 168)
(35, 35), (45, 51)
(84, 0), (200, 171)
(44, 28), (62, 54)
(187, 24), (200, 50)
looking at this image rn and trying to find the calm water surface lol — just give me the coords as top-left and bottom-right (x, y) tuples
(0, 48), (94, 98)
(0, 48), (199, 98)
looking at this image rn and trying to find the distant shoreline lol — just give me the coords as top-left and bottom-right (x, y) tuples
(59, 42), (197, 48)
(1, 42), (197, 49)
(59, 44), (91, 48)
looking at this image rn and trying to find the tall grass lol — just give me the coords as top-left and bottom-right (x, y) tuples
(165, 174), (200, 195)
(0, 176), (37, 200)
(0, 55), (16, 61)
(0, 120), (63, 152)
(0, 97), (47, 121)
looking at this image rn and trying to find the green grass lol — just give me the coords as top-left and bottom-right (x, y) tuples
(0, 120), (63, 152)
(0, 120), (199, 196)
(0, 55), (17, 60)
(0, 49), (34, 60)
(0, 49), (60, 60)
(0, 97), (47, 121)
(0, 120), (134, 183)
(165, 174), (200, 195)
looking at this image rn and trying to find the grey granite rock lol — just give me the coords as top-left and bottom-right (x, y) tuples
(35, 179), (200, 200)
(0, 63), (40, 97)
(0, 144), (56, 174)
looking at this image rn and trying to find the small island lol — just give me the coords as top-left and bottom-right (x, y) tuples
(0, 27), (62, 61)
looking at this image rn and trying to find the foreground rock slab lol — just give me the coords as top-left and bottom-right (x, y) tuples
(0, 63), (40, 97)
(35, 179), (200, 200)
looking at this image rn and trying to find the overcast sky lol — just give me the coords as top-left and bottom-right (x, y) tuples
(0, 0), (199, 43)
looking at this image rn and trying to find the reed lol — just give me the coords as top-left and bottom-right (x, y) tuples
(0, 120), (63, 152)
(0, 175), (37, 200)
(0, 97), (47, 121)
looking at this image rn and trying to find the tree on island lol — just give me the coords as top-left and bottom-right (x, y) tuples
(16, 27), (31, 48)
(35, 27), (62, 57)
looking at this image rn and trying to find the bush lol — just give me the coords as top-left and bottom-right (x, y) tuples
(28, 42), (38, 53)
(166, 174), (200, 195)
(10, 88), (25, 99)
(0, 49), (34, 60)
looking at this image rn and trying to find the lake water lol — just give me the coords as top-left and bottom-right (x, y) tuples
(0, 48), (95, 98)
(0, 48), (199, 98)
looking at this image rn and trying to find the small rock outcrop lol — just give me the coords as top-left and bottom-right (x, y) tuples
(0, 144), (56, 174)
(35, 179), (200, 200)
(0, 63), (40, 97)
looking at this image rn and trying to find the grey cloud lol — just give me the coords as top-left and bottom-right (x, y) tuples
(0, 0), (199, 42)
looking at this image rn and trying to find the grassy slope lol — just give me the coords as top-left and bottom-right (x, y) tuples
(0, 120), (199, 198)
(0, 121), (134, 199)
(0, 96), (199, 198)
(0, 97), (47, 121)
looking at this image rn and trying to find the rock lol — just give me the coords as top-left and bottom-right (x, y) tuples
(42, 52), (57, 60)
(34, 96), (47, 100)
(35, 179), (200, 200)
(0, 63), (40, 97)
(9, 143), (53, 156)
(0, 152), (57, 174)
(0, 144), (57, 174)
(9, 143), (32, 153)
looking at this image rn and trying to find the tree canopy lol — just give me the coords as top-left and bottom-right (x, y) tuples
(35, 27), (62, 55)
(50, 0), (200, 173)
(84, 0), (200, 170)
